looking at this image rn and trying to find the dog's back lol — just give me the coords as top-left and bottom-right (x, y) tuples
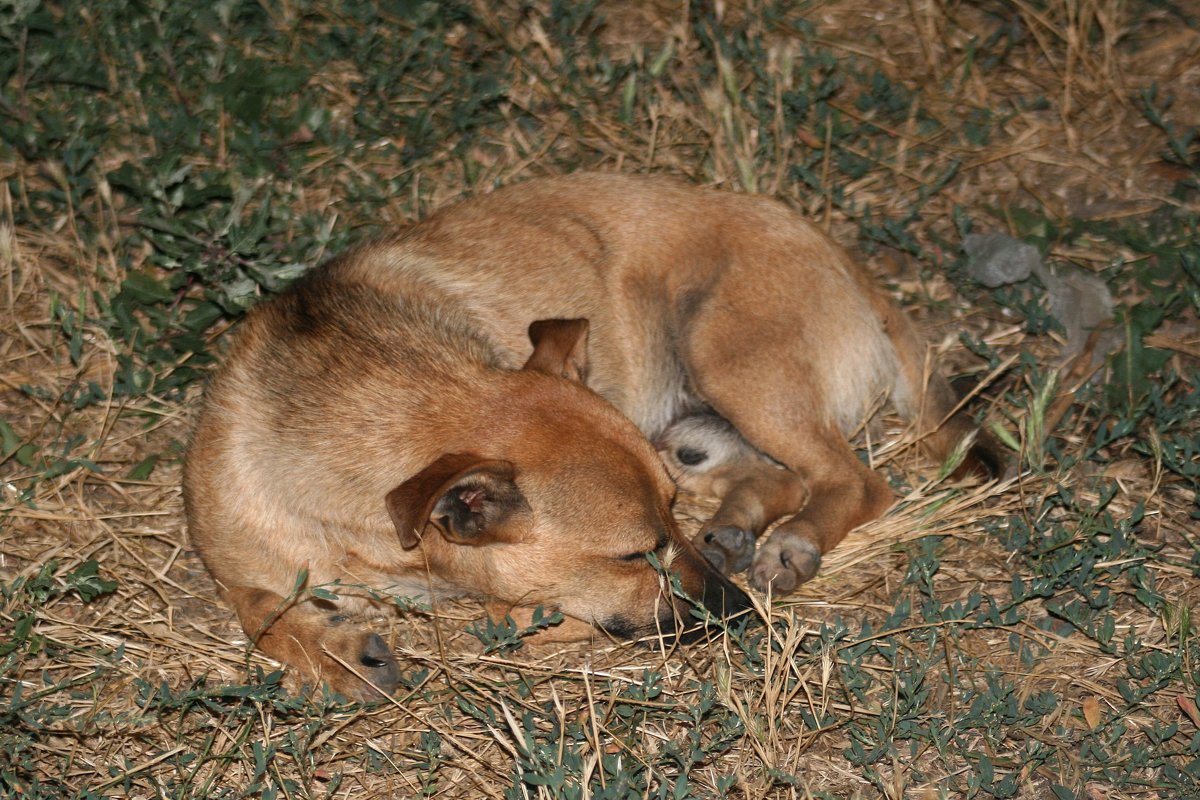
(335, 173), (902, 438)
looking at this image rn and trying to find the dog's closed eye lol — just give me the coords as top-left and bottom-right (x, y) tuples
(617, 534), (670, 562)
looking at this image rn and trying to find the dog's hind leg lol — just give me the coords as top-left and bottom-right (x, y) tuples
(225, 585), (400, 700)
(676, 408), (892, 593)
(658, 412), (808, 575)
(743, 435), (893, 593)
(662, 407), (891, 592)
(677, 280), (896, 593)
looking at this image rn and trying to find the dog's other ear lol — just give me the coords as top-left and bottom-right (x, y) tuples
(386, 453), (528, 549)
(523, 318), (590, 383)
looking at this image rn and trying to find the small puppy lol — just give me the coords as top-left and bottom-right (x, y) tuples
(184, 173), (991, 697)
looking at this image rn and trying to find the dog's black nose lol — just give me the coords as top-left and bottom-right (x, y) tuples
(598, 615), (638, 640)
(674, 576), (754, 643)
(701, 572), (753, 620)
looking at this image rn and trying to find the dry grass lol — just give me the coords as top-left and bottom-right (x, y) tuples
(2, 1), (1198, 797)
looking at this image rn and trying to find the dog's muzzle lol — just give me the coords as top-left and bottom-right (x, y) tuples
(599, 565), (754, 643)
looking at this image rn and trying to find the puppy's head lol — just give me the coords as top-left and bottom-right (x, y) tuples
(384, 318), (750, 640)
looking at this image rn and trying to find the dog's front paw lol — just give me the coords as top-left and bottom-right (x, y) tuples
(748, 534), (821, 594)
(695, 526), (756, 574)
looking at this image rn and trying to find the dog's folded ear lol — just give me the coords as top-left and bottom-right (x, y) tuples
(385, 453), (529, 549)
(523, 318), (590, 383)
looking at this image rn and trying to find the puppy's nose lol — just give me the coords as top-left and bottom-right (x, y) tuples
(671, 531), (754, 624)
(701, 571), (752, 620)
(674, 573), (753, 644)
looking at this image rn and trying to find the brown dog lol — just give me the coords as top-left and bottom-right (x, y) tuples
(184, 172), (991, 697)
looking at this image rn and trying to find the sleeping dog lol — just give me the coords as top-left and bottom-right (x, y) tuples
(184, 173), (993, 697)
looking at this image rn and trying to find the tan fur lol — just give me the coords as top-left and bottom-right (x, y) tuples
(184, 173), (989, 697)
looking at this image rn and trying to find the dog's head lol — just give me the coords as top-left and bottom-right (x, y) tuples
(383, 318), (751, 640)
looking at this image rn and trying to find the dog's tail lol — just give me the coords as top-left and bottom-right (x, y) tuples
(879, 296), (1005, 479)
